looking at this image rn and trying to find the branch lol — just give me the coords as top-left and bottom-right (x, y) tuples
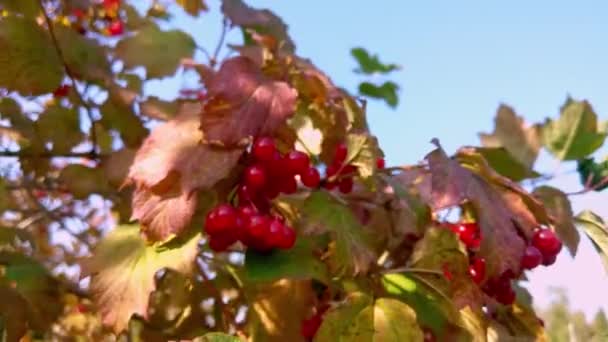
(567, 174), (608, 196)
(38, 0), (98, 158)
(211, 18), (229, 66)
(0, 150), (100, 159)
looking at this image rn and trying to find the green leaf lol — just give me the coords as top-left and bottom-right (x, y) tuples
(54, 25), (111, 83)
(358, 81), (399, 108)
(351, 47), (400, 74)
(84, 225), (201, 333)
(245, 239), (329, 283)
(382, 273), (461, 338)
(116, 24), (195, 78)
(0, 0), (39, 17)
(176, 0), (208, 16)
(479, 104), (541, 168)
(532, 186), (579, 256)
(59, 164), (110, 199)
(475, 147), (541, 182)
(37, 105), (83, 153)
(542, 99), (606, 160)
(344, 133), (383, 179)
(577, 157), (608, 191)
(140, 96), (180, 120)
(0, 16), (62, 95)
(301, 191), (375, 275)
(575, 211), (608, 275)
(315, 293), (424, 341)
(0, 227), (34, 248)
(100, 94), (148, 148)
(198, 332), (241, 341)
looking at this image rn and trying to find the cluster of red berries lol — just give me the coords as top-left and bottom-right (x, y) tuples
(522, 228), (562, 269)
(444, 222), (487, 284)
(323, 143), (356, 193)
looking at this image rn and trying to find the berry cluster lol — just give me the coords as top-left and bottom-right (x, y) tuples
(204, 137), (322, 253)
(322, 143), (356, 193)
(527, 228), (562, 268)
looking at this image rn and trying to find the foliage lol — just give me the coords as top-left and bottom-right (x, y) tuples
(0, 0), (606, 341)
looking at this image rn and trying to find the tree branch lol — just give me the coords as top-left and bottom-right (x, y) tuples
(38, 0), (99, 158)
(0, 150), (101, 159)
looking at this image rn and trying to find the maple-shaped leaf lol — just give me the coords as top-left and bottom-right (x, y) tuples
(475, 147), (541, 182)
(315, 293), (424, 341)
(426, 143), (532, 276)
(83, 225), (200, 333)
(575, 211), (608, 275)
(99, 90), (148, 148)
(344, 132), (384, 179)
(542, 99), (606, 160)
(479, 104), (541, 169)
(248, 279), (314, 342)
(59, 165), (111, 199)
(115, 23), (196, 79)
(127, 103), (242, 241)
(358, 81), (399, 108)
(102, 148), (136, 188)
(221, 0), (295, 52)
(351, 47), (400, 75)
(140, 96), (180, 121)
(54, 24), (111, 83)
(201, 56), (298, 147)
(532, 186), (579, 256)
(0, 16), (62, 95)
(300, 191), (376, 275)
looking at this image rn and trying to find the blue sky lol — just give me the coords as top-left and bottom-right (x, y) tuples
(147, 0), (608, 317)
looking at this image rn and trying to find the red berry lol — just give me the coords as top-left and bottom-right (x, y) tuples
(495, 287), (516, 305)
(286, 150), (310, 175)
(264, 183), (280, 200)
(252, 137), (276, 162)
(532, 229), (562, 257)
(245, 165), (267, 190)
(340, 164), (357, 176)
(238, 205), (256, 220)
(301, 314), (323, 339)
(204, 204), (238, 235)
(542, 253), (557, 266)
(108, 20), (124, 36)
(276, 225), (296, 249)
(279, 175), (298, 194)
(338, 177), (353, 194)
(322, 181), (337, 190)
(266, 219), (284, 248)
(450, 222), (479, 248)
(333, 143), (348, 165)
(301, 167), (321, 188)
(238, 184), (253, 203)
(53, 84), (70, 97)
(245, 215), (272, 250)
(208, 232), (237, 252)
(521, 245), (543, 270)
(376, 157), (386, 169)
(468, 257), (486, 284)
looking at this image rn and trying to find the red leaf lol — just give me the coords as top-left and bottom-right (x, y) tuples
(127, 103), (243, 241)
(201, 56), (298, 147)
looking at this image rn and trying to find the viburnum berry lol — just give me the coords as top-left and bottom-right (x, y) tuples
(108, 20), (124, 36)
(521, 245), (543, 270)
(376, 157), (386, 169)
(286, 150), (310, 175)
(252, 137), (276, 162)
(338, 177), (354, 194)
(468, 257), (486, 284)
(334, 143), (348, 165)
(244, 164), (267, 190)
(541, 253), (557, 266)
(53, 84), (70, 98)
(278, 175), (298, 194)
(495, 287), (516, 305)
(301, 167), (321, 188)
(275, 224), (296, 249)
(208, 232), (237, 252)
(204, 204), (238, 235)
(450, 222), (480, 249)
(532, 229), (562, 257)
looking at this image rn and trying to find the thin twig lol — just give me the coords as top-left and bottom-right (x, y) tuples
(196, 45), (212, 62)
(380, 267), (444, 276)
(38, 0), (98, 158)
(0, 150), (102, 159)
(567, 174), (608, 196)
(211, 18), (229, 66)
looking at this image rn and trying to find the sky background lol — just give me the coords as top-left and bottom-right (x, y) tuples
(146, 0), (608, 318)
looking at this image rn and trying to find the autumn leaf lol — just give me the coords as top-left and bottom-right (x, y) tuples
(344, 132), (384, 179)
(315, 293), (424, 341)
(201, 56), (298, 147)
(475, 147), (541, 182)
(83, 225), (201, 333)
(575, 211), (608, 275)
(115, 23), (196, 79)
(127, 103), (242, 241)
(0, 16), (62, 95)
(300, 191), (376, 275)
(542, 99), (606, 160)
(533, 186), (579, 256)
(176, 0), (208, 16)
(426, 143), (531, 277)
(221, 0), (295, 52)
(479, 104), (541, 169)
(140, 96), (180, 120)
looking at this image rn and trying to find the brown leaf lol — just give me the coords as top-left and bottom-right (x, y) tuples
(425, 143), (527, 276)
(127, 103), (242, 241)
(533, 186), (580, 256)
(201, 56), (297, 147)
(221, 0), (295, 52)
(102, 148), (136, 188)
